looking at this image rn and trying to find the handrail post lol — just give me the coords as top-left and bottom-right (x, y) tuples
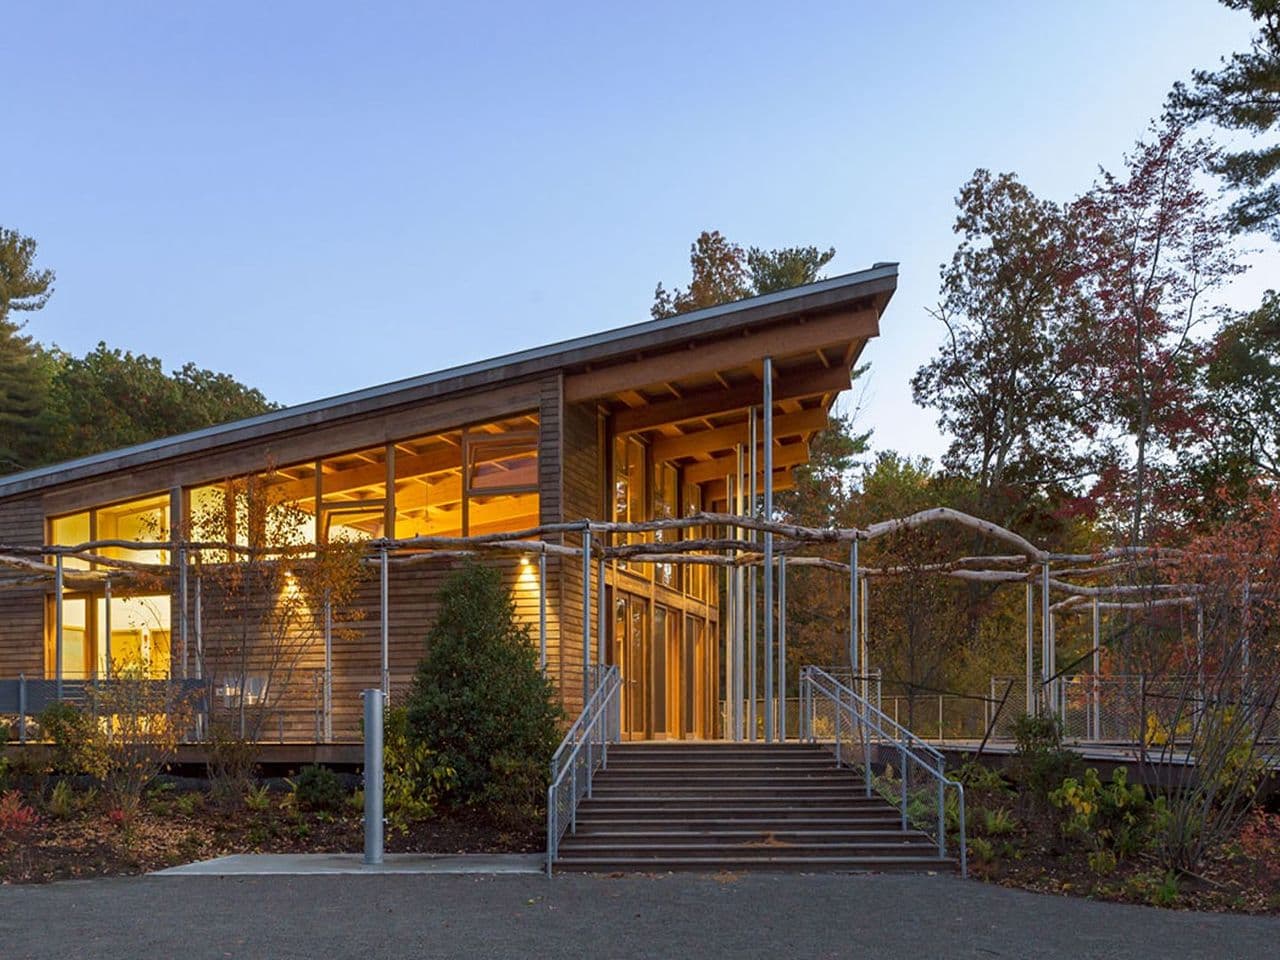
(546, 785), (555, 876)
(18, 673), (26, 743)
(899, 743), (908, 830)
(571, 763), (577, 835)
(862, 693), (872, 797)
(834, 697), (842, 766)
(937, 777), (946, 858)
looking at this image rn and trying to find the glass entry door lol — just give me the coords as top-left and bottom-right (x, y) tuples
(612, 592), (691, 740)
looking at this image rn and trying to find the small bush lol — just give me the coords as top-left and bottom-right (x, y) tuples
(969, 836), (996, 864)
(1088, 848), (1118, 877)
(1011, 714), (1080, 811)
(1050, 767), (1163, 859)
(38, 703), (109, 779)
(291, 765), (346, 813)
(244, 782), (273, 811)
(405, 562), (561, 808)
(383, 707), (454, 833)
(981, 807), (1018, 837)
(47, 779), (77, 819)
(0, 789), (39, 834)
(954, 760), (1012, 794)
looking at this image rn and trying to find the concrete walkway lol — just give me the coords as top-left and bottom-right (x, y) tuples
(2, 872), (1277, 960)
(154, 852), (543, 875)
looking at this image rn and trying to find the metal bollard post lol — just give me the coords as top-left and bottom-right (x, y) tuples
(363, 688), (385, 866)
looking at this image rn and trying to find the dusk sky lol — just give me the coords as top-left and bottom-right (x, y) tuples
(5, 1), (1274, 461)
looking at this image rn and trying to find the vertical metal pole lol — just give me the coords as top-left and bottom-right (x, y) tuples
(55, 554), (64, 699)
(103, 577), (113, 680)
(324, 591), (333, 744)
(762, 356), (774, 743)
(379, 545), (390, 699)
(1025, 581), (1034, 716)
(849, 540), (859, 674)
(362, 688), (384, 865)
(1091, 596), (1101, 741)
(582, 528), (592, 703)
(861, 575), (869, 702)
(778, 555), (787, 740)
(597, 554), (606, 673)
(1040, 563), (1051, 716)
(194, 573), (203, 680)
(179, 546), (189, 679)
(538, 551), (548, 672)
(1195, 600), (1205, 726)
(737, 465), (747, 742)
(748, 410), (757, 742)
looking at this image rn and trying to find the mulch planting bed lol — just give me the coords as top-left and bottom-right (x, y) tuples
(0, 781), (540, 884)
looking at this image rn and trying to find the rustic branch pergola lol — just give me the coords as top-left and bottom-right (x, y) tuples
(0, 504), (1237, 743)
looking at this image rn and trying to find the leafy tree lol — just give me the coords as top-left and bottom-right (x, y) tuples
(43, 343), (276, 465)
(0, 228), (56, 472)
(1186, 292), (1280, 516)
(405, 562), (562, 810)
(652, 231), (835, 318)
(912, 170), (1085, 524)
(0, 227), (55, 323)
(1169, 0), (1280, 238)
(1069, 123), (1243, 545)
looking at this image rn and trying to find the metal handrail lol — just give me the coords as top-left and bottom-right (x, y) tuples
(801, 665), (967, 878)
(546, 665), (622, 876)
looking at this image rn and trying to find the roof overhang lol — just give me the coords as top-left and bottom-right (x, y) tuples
(0, 263), (897, 501)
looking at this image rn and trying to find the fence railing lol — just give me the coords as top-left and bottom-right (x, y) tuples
(546, 665), (622, 875)
(0, 675), (209, 742)
(801, 665), (966, 877)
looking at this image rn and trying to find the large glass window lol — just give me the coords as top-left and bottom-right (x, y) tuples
(653, 461), (679, 588)
(49, 493), (171, 568)
(49, 512), (91, 570)
(613, 436), (648, 573)
(190, 464), (316, 559)
(463, 418), (539, 536)
(44, 593), (171, 679)
(392, 431), (464, 538)
(319, 446), (389, 543)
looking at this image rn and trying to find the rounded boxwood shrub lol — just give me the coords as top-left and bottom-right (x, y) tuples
(291, 764), (346, 812)
(405, 561), (562, 819)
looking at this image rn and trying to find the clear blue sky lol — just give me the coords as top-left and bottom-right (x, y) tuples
(3, 1), (1272, 461)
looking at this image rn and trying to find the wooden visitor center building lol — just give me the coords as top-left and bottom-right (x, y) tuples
(0, 265), (896, 745)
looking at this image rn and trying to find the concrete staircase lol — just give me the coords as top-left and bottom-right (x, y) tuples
(554, 742), (953, 873)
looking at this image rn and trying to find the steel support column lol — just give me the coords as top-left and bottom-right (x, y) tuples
(103, 577), (113, 680)
(538, 551), (548, 672)
(1091, 596), (1101, 740)
(762, 356), (775, 743)
(778, 555), (787, 740)
(748, 408), (757, 742)
(379, 545), (390, 699)
(55, 553), (64, 699)
(582, 528), (592, 703)
(849, 540), (859, 674)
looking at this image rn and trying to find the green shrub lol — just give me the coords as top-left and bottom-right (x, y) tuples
(244, 782), (273, 811)
(383, 707), (454, 833)
(405, 562), (562, 807)
(954, 760), (1012, 794)
(47, 779), (77, 819)
(969, 836), (995, 863)
(981, 806), (1018, 837)
(38, 703), (109, 779)
(1011, 713), (1080, 809)
(1050, 767), (1164, 858)
(291, 765), (346, 813)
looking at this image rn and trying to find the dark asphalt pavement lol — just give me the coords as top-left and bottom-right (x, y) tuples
(1, 872), (1276, 959)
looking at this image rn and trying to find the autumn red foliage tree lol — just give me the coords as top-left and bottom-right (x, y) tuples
(1068, 122), (1244, 546)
